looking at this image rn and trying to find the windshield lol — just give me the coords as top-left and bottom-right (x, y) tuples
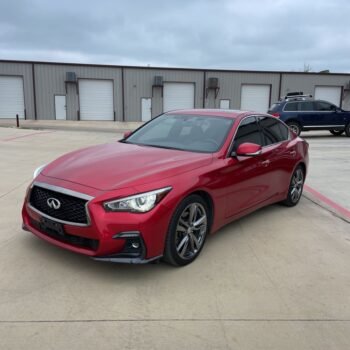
(124, 114), (234, 153)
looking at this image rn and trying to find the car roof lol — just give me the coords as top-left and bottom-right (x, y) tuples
(166, 109), (259, 119)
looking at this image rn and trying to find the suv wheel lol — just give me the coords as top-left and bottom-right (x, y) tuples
(345, 123), (350, 137)
(287, 121), (301, 136)
(329, 129), (344, 136)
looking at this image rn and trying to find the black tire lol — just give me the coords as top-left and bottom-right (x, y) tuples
(345, 123), (350, 137)
(163, 195), (209, 267)
(281, 165), (305, 207)
(287, 121), (302, 136)
(329, 129), (344, 136)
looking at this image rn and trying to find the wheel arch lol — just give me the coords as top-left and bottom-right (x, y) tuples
(188, 190), (215, 233)
(286, 118), (302, 127)
(298, 161), (306, 176)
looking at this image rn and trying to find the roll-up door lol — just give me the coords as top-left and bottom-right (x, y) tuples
(163, 83), (195, 112)
(79, 80), (114, 120)
(241, 84), (271, 113)
(315, 86), (342, 107)
(0, 76), (25, 119)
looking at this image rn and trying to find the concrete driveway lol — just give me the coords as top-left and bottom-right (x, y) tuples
(1, 127), (349, 350)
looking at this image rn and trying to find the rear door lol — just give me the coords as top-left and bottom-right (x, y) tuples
(257, 116), (296, 197)
(297, 101), (322, 126)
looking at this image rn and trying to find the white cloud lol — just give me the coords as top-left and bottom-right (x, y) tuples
(0, 0), (349, 72)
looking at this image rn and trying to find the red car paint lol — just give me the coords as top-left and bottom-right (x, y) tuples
(22, 110), (309, 262)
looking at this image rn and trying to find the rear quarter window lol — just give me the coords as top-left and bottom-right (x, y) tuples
(284, 102), (298, 111)
(259, 116), (290, 145)
(269, 103), (281, 112)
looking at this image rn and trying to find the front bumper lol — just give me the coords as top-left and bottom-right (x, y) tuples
(22, 179), (174, 263)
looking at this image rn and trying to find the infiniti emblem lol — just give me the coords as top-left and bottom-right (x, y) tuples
(47, 197), (61, 210)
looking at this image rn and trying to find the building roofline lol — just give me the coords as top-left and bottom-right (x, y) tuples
(0, 59), (349, 76)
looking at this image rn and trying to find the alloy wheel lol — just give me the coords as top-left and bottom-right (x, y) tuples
(289, 123), (300, 135)
(175, 203), (207, 260)
(290, 168), (304, 203)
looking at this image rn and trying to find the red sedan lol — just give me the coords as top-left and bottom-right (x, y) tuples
(22, 109), (309, 266)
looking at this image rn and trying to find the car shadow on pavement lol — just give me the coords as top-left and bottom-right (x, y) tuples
(21, 202), (298, 283)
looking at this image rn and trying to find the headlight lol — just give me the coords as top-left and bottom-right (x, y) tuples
(103, 187), (172, 213)
(33, 164), (46, 179)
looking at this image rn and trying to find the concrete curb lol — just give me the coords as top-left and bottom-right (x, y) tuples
(303, 185), (350, 223)
(0, 119), (143, 134)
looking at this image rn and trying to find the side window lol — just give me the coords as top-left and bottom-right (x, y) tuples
(259, 116), (289, 145)
(233, 117), (262, 149)
(284, 102), (298, 111)
(316, 101), (334, 111)
(299, 101), (314, 111)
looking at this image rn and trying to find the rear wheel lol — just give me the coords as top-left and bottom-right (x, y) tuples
(163, 195), (209, 266)
(281, 165), (305, 207)
(329, 129), (344, 136)
(345, 123), (350, 137)
(287, 121), (301, 136)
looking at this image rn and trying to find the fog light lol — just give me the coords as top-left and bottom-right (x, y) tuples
(131, 242), (140, 249)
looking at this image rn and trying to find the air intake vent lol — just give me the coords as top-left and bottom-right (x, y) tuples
(66, 72), (77, 82)
(153, 76), (163, 87)
(208, 77), (219, 89)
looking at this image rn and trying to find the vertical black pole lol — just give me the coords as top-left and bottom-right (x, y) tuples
(32, 63), (37, 120)
(16, 114), (19, 128)
(121, 67), (125, 122)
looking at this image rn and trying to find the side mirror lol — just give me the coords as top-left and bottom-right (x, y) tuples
(234, 142), (262, 157)
(123, 130), (132, 139)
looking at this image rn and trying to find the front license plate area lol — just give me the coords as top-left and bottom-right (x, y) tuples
(40, 217), (65, 237)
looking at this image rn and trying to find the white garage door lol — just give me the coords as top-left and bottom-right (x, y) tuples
(163, 83), (195, 112)
(0, 76), (25, 119)
(79, 80), (114, 120)
(241, 84), (271, 113)
(315, 86), (341, 106)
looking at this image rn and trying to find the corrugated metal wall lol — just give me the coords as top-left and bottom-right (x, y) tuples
(1, 60), (350, 121)
(281, 73), (350, 109)
(34, 64), (123, 120)
(206, 71), (280, 109)
(124, 68), (204, 121)
(0, 62), (35, 119)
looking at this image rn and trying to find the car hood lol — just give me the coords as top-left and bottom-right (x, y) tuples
(42, 142), (213, 191)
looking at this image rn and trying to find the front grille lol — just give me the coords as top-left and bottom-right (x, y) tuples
(30, 218), (99, 251)
(29, 186), (89, 225)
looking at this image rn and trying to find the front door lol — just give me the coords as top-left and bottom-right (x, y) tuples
(221, 116), (269, 218)
(141, 98), (152, 122)
(55, 95), (66, 120)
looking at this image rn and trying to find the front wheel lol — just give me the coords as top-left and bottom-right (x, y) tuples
(287, 121), (301, 136)
(329, 129), (344, 136)
(163, 195), (209, 266)
(345, 123), (350, 137)
(281, 165), (305, 207)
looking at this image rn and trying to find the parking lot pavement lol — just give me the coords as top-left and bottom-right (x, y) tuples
(1, 127), (350, 349)
(302, 131), (350, 219)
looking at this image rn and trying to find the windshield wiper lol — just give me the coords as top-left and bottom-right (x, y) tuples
(143, 144), (183, 151)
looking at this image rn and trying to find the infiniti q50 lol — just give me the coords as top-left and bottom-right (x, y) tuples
(22, 109), (309, 266)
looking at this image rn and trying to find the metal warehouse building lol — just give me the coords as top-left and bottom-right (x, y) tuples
(1, 59), (350, 122)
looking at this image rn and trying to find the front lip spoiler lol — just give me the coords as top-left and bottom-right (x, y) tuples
(92, 255), (162, 264)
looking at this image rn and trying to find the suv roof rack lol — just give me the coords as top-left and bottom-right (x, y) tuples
(279, 92), (313, 102)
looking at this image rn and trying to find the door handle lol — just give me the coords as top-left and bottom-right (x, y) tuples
(290, 150), (297, 157)
(260, 160), (270, 167)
